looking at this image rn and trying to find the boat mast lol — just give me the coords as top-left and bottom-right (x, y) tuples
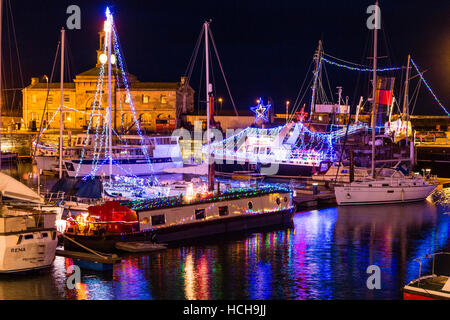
(370, 1), (379, 179)
(59, 28), (65, 179)
(106, 9), (113, 178)
(402, 54), (411, 146)
(310, 40), (322, 120)
(204, 20), (214, 191)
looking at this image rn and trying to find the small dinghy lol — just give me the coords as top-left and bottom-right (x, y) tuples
(115, 242), (167, 253)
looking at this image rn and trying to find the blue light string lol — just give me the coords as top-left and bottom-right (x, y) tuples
(410, 58), (450, 117)
(111, 21), (159, 185)
(321, 57), (402, 72)
(75, 62), (105, 178)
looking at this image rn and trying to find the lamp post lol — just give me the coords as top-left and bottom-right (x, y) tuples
(218, 97), (223, 112)
(285, 100), (290, 124)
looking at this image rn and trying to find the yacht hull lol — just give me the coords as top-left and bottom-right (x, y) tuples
(0, 231), (58, 273)
(36, 156), (59, 172)
(215, 161), (314, 178)
(335, 184), (437, 206)
(64, 158), (184, 177)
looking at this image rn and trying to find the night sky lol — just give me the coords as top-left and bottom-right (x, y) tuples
(5, 0), (450, 116)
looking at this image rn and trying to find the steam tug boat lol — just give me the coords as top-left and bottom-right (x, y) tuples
(63, 185), (294, 252)
(403, 252), (450, 300)
(404, 275), (450, 300)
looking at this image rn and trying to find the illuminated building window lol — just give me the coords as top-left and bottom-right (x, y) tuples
(160, 95), (167, 104)
(142, 95), (149, 104)
(151, 214), (165, 226)
(32, 95), (37, 104)
(64, 112), (72, 122)
(195, 209), (205, 220)
(125, 94), (131, 104)
(48, 95), (53, 104)
(64, 95), (70, 103)
(248, 202), (253, 210)
(142, 114), (152, 124)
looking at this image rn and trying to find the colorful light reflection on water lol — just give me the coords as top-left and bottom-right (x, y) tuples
(0, 199), (449, 300)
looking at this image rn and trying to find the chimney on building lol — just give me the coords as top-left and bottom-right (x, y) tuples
(31, 77), (39, 85)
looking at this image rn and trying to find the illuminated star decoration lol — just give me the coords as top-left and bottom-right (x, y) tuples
(251, 98), (271, 122)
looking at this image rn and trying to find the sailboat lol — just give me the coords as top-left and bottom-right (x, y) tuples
(0, 173), (59, 273)
(61, 17), (295, 252)
(0, 1), (58, 272)
(334, 1), (437, 206)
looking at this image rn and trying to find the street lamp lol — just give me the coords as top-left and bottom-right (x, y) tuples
(285, 100), (290, 123)
(218, 97), (223, 112)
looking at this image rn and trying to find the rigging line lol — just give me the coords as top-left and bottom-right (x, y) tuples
(65, 33), (77, 79)
(4, 5), (13, 109)
(209, 46), (217, 100)
(290, 76), (315, 121)
(197, 47), (205, 114)
(33, 41), (61, 161)
(322, 63), (334, 105)
(410, 79), (422, 116)
(112, 22), (158, 183)
(7, 0), (24, 88)
(322, 57), (402, 72)
(288, 76), (314, 123)
(187, 34), (203, 84)
(208, 28), (239, 117)
(410, 58), (450, 117)
(292, 59), (314, 109)
(185, 28), (204, 81)
(324, 52), (376, 68)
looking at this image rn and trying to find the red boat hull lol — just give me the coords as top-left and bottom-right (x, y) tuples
(403, 292), (439, 300)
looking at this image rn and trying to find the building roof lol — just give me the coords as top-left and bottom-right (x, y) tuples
(129, 82), (181, 90)
(75, 66), (136, 80)
(25, 82), (76, 90)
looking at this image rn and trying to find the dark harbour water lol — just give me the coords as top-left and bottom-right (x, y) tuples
(0, 162), (449, 300)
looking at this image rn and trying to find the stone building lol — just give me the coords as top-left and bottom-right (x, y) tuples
(22, 31), (194, 133)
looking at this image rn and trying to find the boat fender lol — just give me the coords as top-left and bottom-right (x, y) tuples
(346, 193), (351, 199)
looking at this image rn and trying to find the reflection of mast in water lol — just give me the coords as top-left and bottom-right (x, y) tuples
(335, 202), (438, 287)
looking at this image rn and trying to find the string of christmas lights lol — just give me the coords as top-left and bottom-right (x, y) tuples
(321, 57), (402, 72)
(111, 19), (159, 184)
(410, 58), (450, 117)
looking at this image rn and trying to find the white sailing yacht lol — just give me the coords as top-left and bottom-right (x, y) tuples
(0, 174), (58, 273)
(334, 1), (437, 206)
(0, 0), (58, 273)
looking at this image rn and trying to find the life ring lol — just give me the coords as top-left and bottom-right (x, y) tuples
(346, 193), (351, 199)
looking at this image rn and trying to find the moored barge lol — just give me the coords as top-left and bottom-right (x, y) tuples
(63, 185), (295, 252)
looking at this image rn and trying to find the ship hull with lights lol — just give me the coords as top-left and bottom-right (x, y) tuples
(63, 186), (295, 252)
(208, 122), (352, 178)
(35, 134), (184, 177)
(214, 160), (316, 178)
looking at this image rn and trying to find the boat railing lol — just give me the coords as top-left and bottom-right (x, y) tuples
(43, 191), (66, 204)
(413, 252), (450, 281)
